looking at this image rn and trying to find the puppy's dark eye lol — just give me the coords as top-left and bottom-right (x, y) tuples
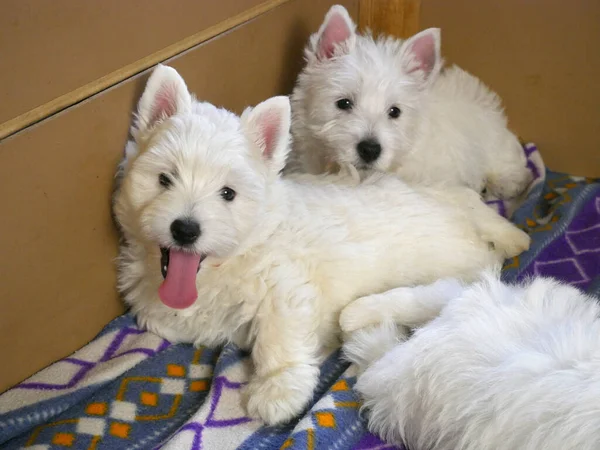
(336, 98), (353, 111)
(388, 106), (401, 119)
(220, 187), (236, 202)
(159, 173), (172, 188)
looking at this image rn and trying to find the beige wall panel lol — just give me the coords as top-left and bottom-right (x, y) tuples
(0, 0), (278, 135)
(421, 0), (600, 176)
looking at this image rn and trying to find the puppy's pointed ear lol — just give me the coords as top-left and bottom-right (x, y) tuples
(242, 96), (291, 175)
(136, 64), (192, 133)
(400, 28), (442, 88)
(309, 5), (356, 61)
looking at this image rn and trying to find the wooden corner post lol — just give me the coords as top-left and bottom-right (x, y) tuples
(358, 0), (421, 38)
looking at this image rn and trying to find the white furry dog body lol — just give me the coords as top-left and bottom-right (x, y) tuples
(290, 6), (531, 199)
(343, 273), (600, 450)
(113, 65), (528, 426)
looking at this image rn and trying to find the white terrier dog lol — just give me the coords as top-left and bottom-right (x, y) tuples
(113, 65), (529, 426)
(290, 5), (531, 199)
(342, 272), (600, 450)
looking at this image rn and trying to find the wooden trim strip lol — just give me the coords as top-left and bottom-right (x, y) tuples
(0, 0), (291, 141)
(358, 0), (421, 39)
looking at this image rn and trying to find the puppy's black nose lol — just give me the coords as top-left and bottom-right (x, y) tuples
(171, 218), (201, 246)
(357, 139), (382, 163)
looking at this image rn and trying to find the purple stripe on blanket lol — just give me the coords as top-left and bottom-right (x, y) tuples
(17, 358), (94, 390)
(12, 327), (170, 391)
(526, 158), (540, 180)
(353, 433), (404, 450)
(523, 143), (541, 179)
(523, 143), (537, 156)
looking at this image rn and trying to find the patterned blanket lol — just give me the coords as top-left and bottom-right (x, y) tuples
(1, 144), (599, 450)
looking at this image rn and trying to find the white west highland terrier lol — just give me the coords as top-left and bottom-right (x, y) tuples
(342, 272), (600, 450)
(113, 65), (529, 425)
(290, 5), (532, 199)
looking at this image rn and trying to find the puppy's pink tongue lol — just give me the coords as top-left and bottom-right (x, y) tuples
(158, 250), (201, 309)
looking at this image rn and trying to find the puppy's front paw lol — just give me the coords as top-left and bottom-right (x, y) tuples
(507, 228), (531, 257)
(492, 226), (531, 259)
(340, 294), (393, 333)
(243, 364), (319, 426)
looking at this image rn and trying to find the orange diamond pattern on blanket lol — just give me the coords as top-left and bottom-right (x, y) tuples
(85, 403), (107, 416)
(21, 349), (217, 449)
(190, 380), (210, 392)
(331, 380), (349, 391)
(52, 431), (75, 446)
(167, 364), (186, 377)
(140, 392), (158, 406)
(109, 422), (130, 439)
(315, 411), (336, 428)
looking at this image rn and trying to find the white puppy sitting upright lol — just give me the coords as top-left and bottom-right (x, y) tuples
(290, 5), (531, 199)
(113, 65), (529, 426)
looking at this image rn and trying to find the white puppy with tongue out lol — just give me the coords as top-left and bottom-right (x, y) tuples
(113, 65), (529, 426)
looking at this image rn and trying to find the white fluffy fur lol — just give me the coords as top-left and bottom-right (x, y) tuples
(344, 272), (600, 450)
(290, 5), (532, 199)
(113, 65), (530, 426)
